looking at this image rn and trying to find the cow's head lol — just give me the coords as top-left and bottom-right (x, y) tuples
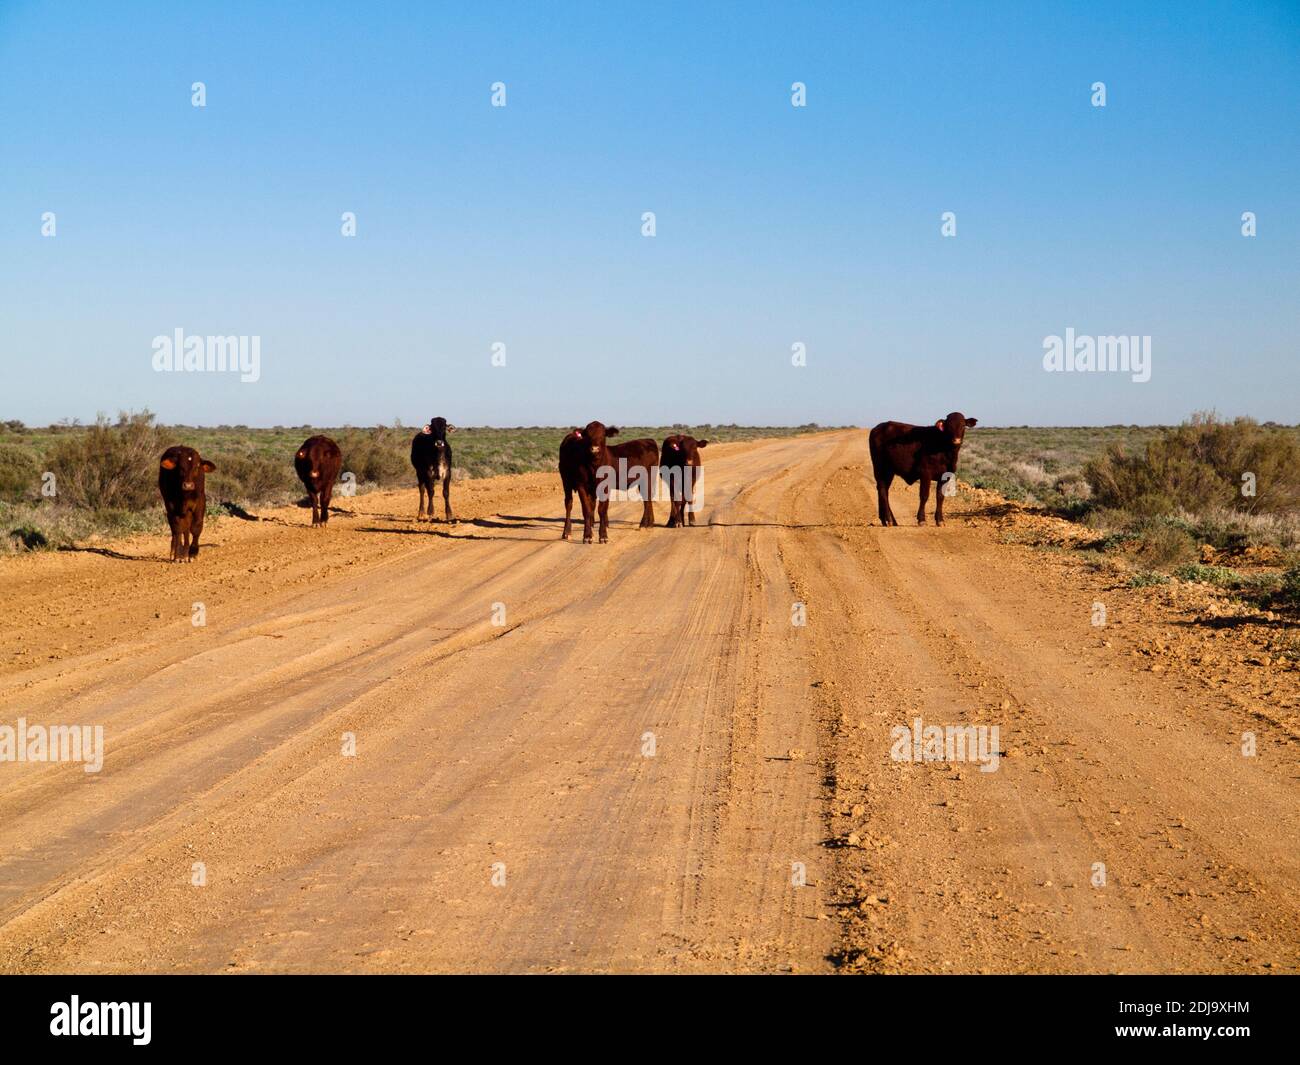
(296, 440), (336, 480)
(160, 447), (215, 492)
(664, 435), (708, 458)
(426, 417), (455, 448)
(935, 412), (977, 448)
(579, 421), (618, 458)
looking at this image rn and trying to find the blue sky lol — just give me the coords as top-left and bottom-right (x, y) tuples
(1, 0), (1297, 427)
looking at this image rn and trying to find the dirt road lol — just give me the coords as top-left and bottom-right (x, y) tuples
(0, 431), (1296, 973)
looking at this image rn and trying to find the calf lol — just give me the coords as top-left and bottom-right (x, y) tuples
(659, 434), (708, 527)
(157, 445), (215, 562)
(410, 417), (456, 522)
(559, 421), (617, 543)
(294, 435), (342, 527)
(608, 436), (660, 529)
(869, 412), (977, 526)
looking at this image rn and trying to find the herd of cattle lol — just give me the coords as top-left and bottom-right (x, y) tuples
(155, 412), (977, 560)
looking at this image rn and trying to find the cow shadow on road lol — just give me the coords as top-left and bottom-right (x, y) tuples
(58, 545), (162, 563)
(470, 516), (548, 530)
(354, 524), (556, 544)
(706, 521), (834, 529)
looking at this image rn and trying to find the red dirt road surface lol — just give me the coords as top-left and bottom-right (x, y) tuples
(1, 431), (1296, 973)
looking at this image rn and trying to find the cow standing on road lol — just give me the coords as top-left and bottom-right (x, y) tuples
(158, 445), (215, 562)
(559, 421), (617, 543)
(608, 436), (660, 529)
(411, 417), (456, 523)
(660, 434), (708, 527)
(294, 435), (343, 527)
(869, 412), (977, 526)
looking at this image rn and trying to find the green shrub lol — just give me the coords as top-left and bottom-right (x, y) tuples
(47, 411), (175, 510)
(337, 427), (409, 485)
(1129, 571), (1170, 588)
(1174, 563), (1240, 586)
(208, 453), (298, 503)
(0, 442), (41, 502)
(1280, 566), (1300, 607)
(1084, 413), (1300, 518)
(1131, 518), (1198, 569)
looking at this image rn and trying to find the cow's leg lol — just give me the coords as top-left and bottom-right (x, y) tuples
(639, 471), (655, 528)
(320, 482), (333, 526)
(190, 511), (204, 559)
(578, 485), (595, 544)
(443, 474), (454, 523)
(687, 469), (698, 525)
(875, 476), (895, 527)
(916, 476), (931, 525)
(416, 480), (427, 521)
(562, 485), (574, 540)
(168, 518), (180, 562)
(934, 473), (948, 526)
(598, 496), (610, 543)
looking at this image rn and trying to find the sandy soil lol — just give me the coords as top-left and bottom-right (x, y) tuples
(0, 430), (1296, 973)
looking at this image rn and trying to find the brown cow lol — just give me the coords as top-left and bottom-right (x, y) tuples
(294, 435), (343, 527)
(608, 436), (660, 529)
(158, 445), (215, 562)
(559, 421), (616, 543)
(659, 434), (708, 527)
(869, 412), (977, 526)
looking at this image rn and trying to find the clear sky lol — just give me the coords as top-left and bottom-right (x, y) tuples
(1, 0), (1297, 428)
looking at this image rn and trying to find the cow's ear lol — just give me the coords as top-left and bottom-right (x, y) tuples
(160, 457), (176, 470)
(446, 424), (457, 433)
(935, 419), (946, 431)
(607, 426), (620, 437)
(201, 460), (216, 473)
(572, 428), (582, 438)
(697, 440), (709, 447)
(965, 417), (977, 427)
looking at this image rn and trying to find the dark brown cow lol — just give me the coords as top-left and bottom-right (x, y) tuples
(294, 435), (342, 527)
(869, 412), (978, 526)
(659, 434), (708, 527)
(410, 417), (456, 523)
(608, 436), (660, 529)
(158, 445), (215, 562)
(559, 421), (618, 543)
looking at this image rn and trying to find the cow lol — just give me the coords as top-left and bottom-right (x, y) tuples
(157, 445), (215, 562)
(294, 435), (342, 527)
(659, 434), (708, 527)
(410, 417), (456, 523)
(608, 436), (660, 529)
(559, 421), (615, 543)
(868, 412), (978, 527)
